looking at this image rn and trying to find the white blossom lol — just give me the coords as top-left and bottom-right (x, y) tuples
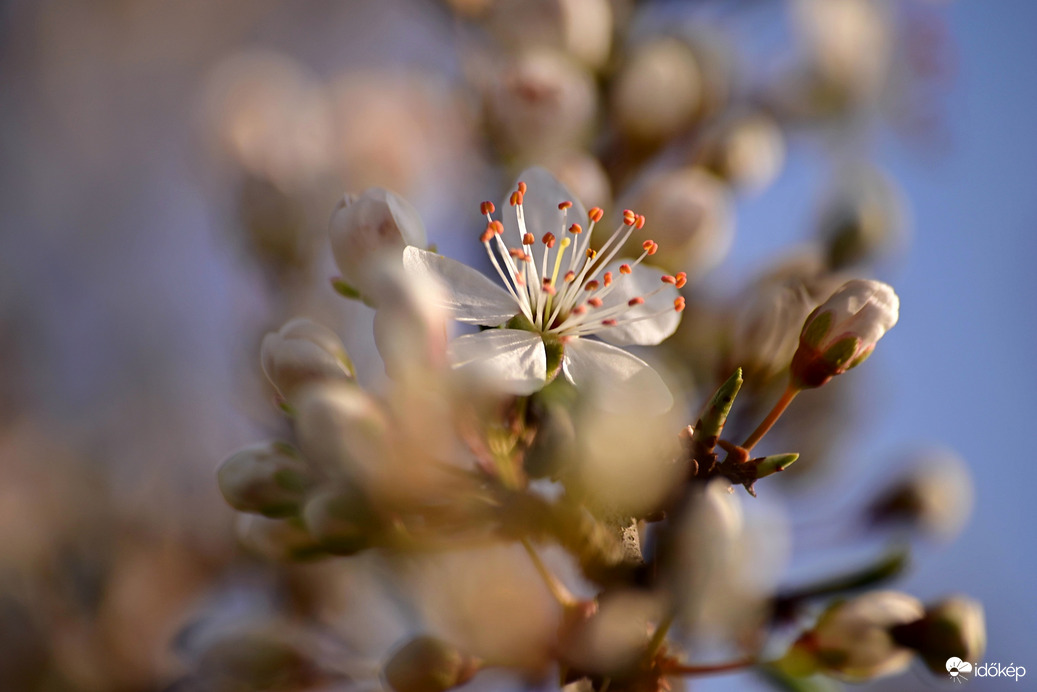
(403, 168), (685, 412)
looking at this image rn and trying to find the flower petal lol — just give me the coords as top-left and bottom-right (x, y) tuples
(502, 166), (590, 272)
(385, 189), (429, 248)
(596, 263), (681, 346)
(403, 246), (518, 326)
(563, 339), (673, 413)
(447, 329), (547, 395)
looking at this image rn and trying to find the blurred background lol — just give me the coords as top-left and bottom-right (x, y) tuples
(0, 0), (1033, 690)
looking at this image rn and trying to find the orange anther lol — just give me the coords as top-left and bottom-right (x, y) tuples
(517, 181), (527, 194)
(523, 233), (534, 245)
(480, 226), (495, 243)
(620, 264), (632, 275)
(564, 270), (576, 283)
(558, 201), (573, 210)
(602, 319), (618, 326)
(623, 209), (636, 226)
(588, 207), (604, 223)
(674, 297), (686, 312)
(675, 272), (687, 289)
(584, 280), (600, 291)
(572, 305), (587, 316)
(569, 223), (583, 234)
(628, 297), (645, 306)
(635, 214), (646, 230)
(603, 271), (613, 286)
(661, 275), (677, 285)
(588, 297), (603, 308)
(480, 201), (495, 215)
(586, 248), (596, 259)
(542, 232), (556, 248)
(491, 220), (504, 234)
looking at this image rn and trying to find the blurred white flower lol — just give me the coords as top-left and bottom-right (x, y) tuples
(404, 168), (684, 412)
(782, 591), (924, 681)
(611, 37), (702, 142)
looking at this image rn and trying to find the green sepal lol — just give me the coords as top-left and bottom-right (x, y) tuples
(696, 368), (743, 440)
(331, 277), (362, 300)
(801, 310), (832, 349)
(822, 336), (860, 369)
(756, 453), (800, 479)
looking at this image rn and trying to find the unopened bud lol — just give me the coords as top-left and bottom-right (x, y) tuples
(891, 596), (986, 677)
(302, 486), (378, 556)
(626, 167), (734, 277)
(383, 636), (481, 692)
(294, 382), (390, 482)
(612, 38), (702, 142)
(819, 166), (906, 270)
(485, 49), (596, 159)
(699, 112), (785, 192)
(260, 317), (354, 399)
(217, 442), (314, 517)
(329, 188), (427, 299)
(236, 514), (323, 561)
(779, 591), (924, 681)
(866, 448), (974, 540)
(790, 279), (898, 388)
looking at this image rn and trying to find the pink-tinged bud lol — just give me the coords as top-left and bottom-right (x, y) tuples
(260, 317), (354, 399)
(329, 187), (427, 299)
(383, 636), (481, 692)
(790, 279), (899, 389)
(778, 591), (924, 681)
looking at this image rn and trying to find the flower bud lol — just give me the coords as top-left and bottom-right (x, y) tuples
(611, 38), (702, 143)
(779, 591), (924, 681)
(329, 188), (427, 299)
(866, 448), (974, 540)
(790, 279), (898, 389)
(260, 317), (354, 399)
(698, 112), (785, 192)
(544, 150), (612, 214)
(484, 0), (613, 70)
(302, 486), (378, 556)
(626, 167), (734, 278)
(383, 636), (481, 692)
(891, 596), (986, 677)
(484, 49), (597, 159)
(217, 442), (314, 517)
(235, 514), (323, 561)
(818, 166), (906, 270)
(294, 382), (391, 483)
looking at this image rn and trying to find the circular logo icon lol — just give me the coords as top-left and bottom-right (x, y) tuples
(947, 657), (973, 683)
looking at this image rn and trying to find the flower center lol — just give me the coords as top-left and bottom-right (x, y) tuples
(478, 182), (686, 339)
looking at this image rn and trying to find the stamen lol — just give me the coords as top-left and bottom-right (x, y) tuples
(558, 201), (573, 210)
(675, 272), (687, 288)
(588, 207), (604, 223)
(635, 214), (646, 230)
(628, 297), (645, 306)
(480, 201), (495, 215)
(603, 272), (613, 286)
(586, 248), (596, 259)
(622, 209), (636, 226)
(569, 223), (583, 234)
(620, 264), (632, 275)
(572, 305), (586, 315)
(480, 224), (495, 243)
(588, 297), (603, 308)
(674, 297), (686, 312)
(517, 181), (527, 194)
(509, 248), (530, 261)
(523, 233), (535, 246)
(584, 281), (600, 291)
(642, 239), (658, 255)
(564, 270), (576, 283)
(542, 233), (556, 248)
(602, 319), (618, 326)
(661, 275), (677, 285)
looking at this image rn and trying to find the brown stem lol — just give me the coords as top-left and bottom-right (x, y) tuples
(662, 657), (758, 676)
(741, 384), (800, 452)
